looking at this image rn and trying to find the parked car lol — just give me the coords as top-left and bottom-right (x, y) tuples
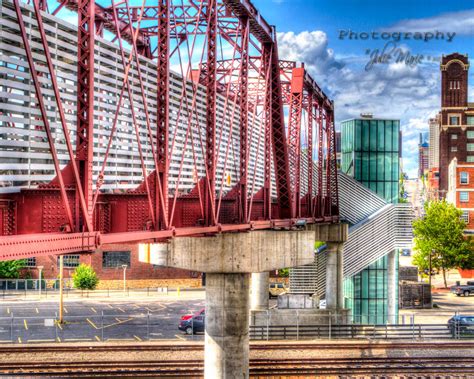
(269, 282), (287, 298)
(178, 308), (205, 335)
(448, 315), (474, 335)
(450, 281), (474, 296)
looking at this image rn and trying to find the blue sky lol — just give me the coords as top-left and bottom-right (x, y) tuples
(254, 0), (474, 178)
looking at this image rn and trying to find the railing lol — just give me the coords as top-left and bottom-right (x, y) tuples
(249, 323), (472, 341)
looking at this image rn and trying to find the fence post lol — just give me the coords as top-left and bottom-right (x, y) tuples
(147, 311), (150, 341)
(266, 310), (269, 341)
(10, 313), (13, 343)
(101, 311), (104, 342)
(296, 310), (299, 341)
(385, 324), (388, 339)
(55, 312), (58, 341)
(328, 312), (332, 340)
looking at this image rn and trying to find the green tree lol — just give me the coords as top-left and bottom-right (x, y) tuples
(0, 260), (26, 279)
(412, 200), (474, 288)
(72, 264), (99, 291)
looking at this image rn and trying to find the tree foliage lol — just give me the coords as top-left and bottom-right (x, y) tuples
(412, 200), (474, 287)
(72, 264), (99, 291)
(0, 260), (26, 279)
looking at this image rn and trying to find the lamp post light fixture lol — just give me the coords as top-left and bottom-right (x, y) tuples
(37, 266), (44, 298)
(122, 265), (128, 292)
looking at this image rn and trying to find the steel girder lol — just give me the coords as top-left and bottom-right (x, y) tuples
(0, 0), (339, 260)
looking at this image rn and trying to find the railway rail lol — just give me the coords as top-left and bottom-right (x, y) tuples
(1, 342), (473, 377)
(1, 357), (473, 377)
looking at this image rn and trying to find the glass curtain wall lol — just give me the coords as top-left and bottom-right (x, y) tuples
(341, 118), (400, 324)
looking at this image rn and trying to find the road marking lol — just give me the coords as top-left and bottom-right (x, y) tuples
(134, 305), (140, 309)
(6, 308), (10, 314)
(86, 318), (99, 329)
(63, 307), (68, 314)
(28, 339), (55, 343)
(95, 336), (101, 342)
(145, 307), (153, 313)
(35, 308), (39, 314)
(107, 304), (114, 309)
(115, 318), (121, 322)
(65, 338), (94, 342)
(175, 334), (186, 341)
(134, 335), (142, 341)
(56, 322), (63, 330)
(117, 307), (125, 313)
(91, 307), (97, 313)
(23, 319), (28, 330)
(56, 337), (61, 342)
(156, 303), (167, 310)
(103, 318), (133, 329)
(17, 337), (21, 343)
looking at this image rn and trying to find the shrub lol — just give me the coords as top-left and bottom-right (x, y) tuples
(72, 264), (99, 291)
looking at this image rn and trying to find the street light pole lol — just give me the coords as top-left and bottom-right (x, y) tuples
(37, 266), (44, 298)
(429, 249), (433, 289)
(122, 265), (127, 292)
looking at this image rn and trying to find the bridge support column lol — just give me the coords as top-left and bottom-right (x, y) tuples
(387, 250), (398, 324)
(325, 242), (344, 312)
(205, 273), (250, 379)
(251, 272), (269, 310)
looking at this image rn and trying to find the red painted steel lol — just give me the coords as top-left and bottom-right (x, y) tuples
(0, 0), (339, 260)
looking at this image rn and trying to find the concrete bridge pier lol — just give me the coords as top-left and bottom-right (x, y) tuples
(205, 273), (250, 378)
(325, 242), (344, 310)
(159, 225), (345, 379)
(250, 272), (269, 310)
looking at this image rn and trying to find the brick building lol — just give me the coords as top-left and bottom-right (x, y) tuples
(21, 245), (200, 288)
(447, 158), (474, 232)
(438, 53), (474, 196)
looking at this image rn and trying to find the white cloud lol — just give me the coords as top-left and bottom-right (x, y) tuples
(277, 30), (443, 178)
(386, 9), (474, 36)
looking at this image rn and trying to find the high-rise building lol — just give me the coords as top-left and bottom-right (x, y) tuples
(447, 158), (474, 233)
(438, 53), (474, 196)
(341, 116), (400, 203)
(429, 116), (440, 169)
(341, 115), (400, 324)
(418, 133), (429, 178)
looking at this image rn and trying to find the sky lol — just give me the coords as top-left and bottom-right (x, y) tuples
(253, 0), (474, 178)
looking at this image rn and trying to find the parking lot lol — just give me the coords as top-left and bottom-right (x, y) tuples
(0, 294), (205, 344)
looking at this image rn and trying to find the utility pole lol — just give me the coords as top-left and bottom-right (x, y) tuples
(59, 255), (64, 323)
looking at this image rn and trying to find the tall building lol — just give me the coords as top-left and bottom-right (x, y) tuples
(438, 53), (474, 196)
(429, 116), (440, 169)
(418, 133), (429, 178)
(341, 116), (400, 203)
(341, 115), (400, 323)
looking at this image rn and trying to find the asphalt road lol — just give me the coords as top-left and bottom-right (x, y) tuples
(0, 297), (206, 343)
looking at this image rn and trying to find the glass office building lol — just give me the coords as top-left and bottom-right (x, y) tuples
(341, 118), (400, 203)
(341, 117), (400, 324)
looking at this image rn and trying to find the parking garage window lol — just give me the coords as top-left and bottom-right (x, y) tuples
(102, 251), (131, 268)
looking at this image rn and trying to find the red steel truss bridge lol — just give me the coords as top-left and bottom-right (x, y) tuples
(0, 0), (339, 260)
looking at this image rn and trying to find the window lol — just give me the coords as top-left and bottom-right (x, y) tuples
(24, 257), (36, 267)
(102, 251), (131, 268)
(468, 144), (474, 152)
(467, 117), (474, 126)
(451, 134), (458, 140)
(451, 146), (458, 152)
(461, 211), (469, 223)
(460, 192), (469, 202)
(467, 130), (474, 139)
(450, 116), (460, 126)
(461, 172), (469, 184)
(58, 255), (80, 268)
(468, 156), (474, 163)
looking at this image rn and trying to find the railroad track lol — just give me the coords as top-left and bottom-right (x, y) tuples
(1, 357), (474, 377)
(0, 340), (473, 353)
